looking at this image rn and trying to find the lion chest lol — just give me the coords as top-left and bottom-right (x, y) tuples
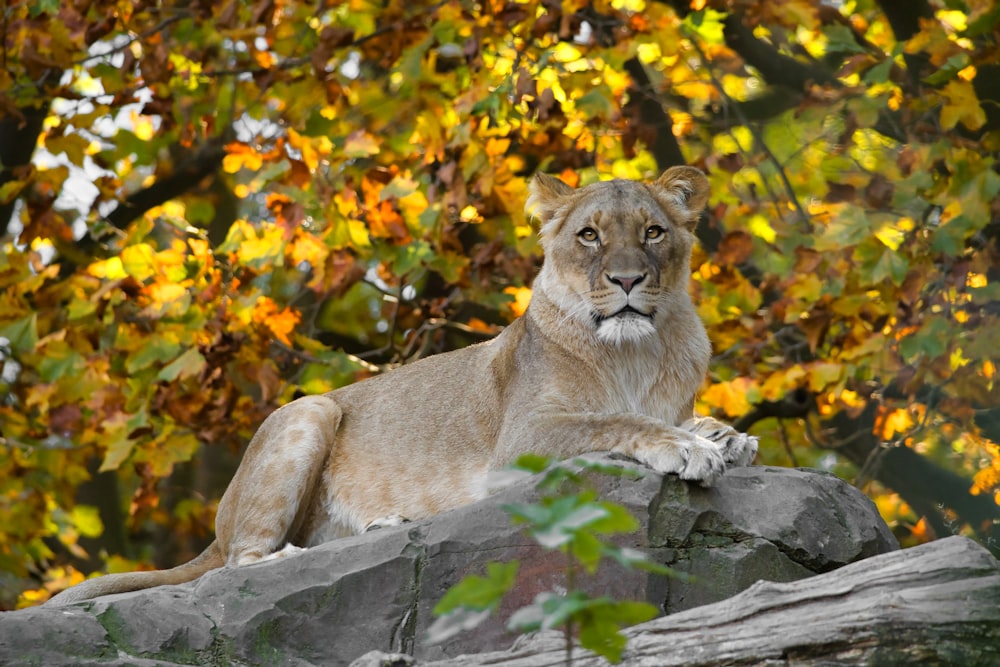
(580, 355), (686, 425)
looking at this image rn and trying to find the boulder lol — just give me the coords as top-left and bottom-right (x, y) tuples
(0, 458), (897, 666)
(399, 535), (1000, 667)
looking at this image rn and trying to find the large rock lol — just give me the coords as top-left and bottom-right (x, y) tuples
(0, 458), (896, 666)
(403, 535), (1000, 667)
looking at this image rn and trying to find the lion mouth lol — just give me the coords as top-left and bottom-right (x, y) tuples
(594, 305), (654, 324)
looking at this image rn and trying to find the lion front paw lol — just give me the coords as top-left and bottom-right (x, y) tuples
(681, 417), (758, 467)
(629, 434), (726, 487)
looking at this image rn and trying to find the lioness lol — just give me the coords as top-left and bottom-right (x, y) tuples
(47, 166), (756, 605)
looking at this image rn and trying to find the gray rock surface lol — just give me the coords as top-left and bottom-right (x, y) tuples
(0, 458), (897, 666)
(401, 535), (1000, 667)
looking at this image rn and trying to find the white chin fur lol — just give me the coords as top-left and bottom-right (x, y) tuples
(596, 316), (656, 344)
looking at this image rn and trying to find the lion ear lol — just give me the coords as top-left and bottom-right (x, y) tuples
(653, 166), (710, 230)
(526, 172), (575, 223)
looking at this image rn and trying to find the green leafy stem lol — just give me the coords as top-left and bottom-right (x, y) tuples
(427, 454), (683, 664)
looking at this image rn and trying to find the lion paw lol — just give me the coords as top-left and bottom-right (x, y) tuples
(681, 417), (758, 467)
(630, 435), (726, 487)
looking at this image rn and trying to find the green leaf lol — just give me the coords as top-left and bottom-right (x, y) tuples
(428, 561), (519, 643)
(0, 314), (38, 356)
(37, 345), (86, 384)
(432, 560), (519, 615)
(682, 9), (726, 44)
(854, 240), (909, 287)
(601, 545), (680, 578)
(503, 501), (554, 531)
(965, 5), (1000, 36)
(823, 24), (867, 54)
(99, 429), (134, 472)
(538, 590), (608, 630)
(567, 530), (604, 572)
(587, 501), (640, 535)
(425, 607), (492, 645)
(506, 597), (546, 632)
(157, 348), (206, 382)
(931, 214), (979, 255)
(392, 240), (434, 275)
(863, 57), (894, 84)
(29, 0), (60, 16)
(0, 178), (29, 204)
(569, 457), (644, 479)
(899, 317), (951, 361)
(126, 339), (182, 374)
(576, 87), (616, 118)
(923, 53), (970, 85)
(577, 600), (659, 663)
(511, 453), (553, 474)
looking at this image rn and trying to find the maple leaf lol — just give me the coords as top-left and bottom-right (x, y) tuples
(940, 80), (986, 131)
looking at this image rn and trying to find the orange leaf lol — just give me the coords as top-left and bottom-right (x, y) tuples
(253, 297), (300, 345)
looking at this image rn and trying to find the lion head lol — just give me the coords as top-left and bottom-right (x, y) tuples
(526, 166), (710, 345)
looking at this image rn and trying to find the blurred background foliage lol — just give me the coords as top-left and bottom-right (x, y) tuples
(1, 0), (998, 608)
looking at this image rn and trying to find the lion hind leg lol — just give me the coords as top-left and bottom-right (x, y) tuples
(364, 515), (411, 532)
(215, 394), (343, 567)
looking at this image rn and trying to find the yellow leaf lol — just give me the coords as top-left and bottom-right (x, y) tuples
(701, 377), (754, 418)
(228, 220), (286, 269)
(121, 243), (157, 281)
(147, 281), (187, 304)
(949, 347), (970, 370)
(806, 361), (843, 392)
(223, 143), (264, 174)
(344, 130), (380, 158)
(460, 205), (481, 223)
(288, 128), (333, 171)
(485, 137), (511, 158)
(874, 220), (908, 250)
(99, 414), (133, 472)
(130, 111), (156, 141)
(70, 505), (104, 539)
(748, 214), (776, 243)
(940, 80), (986, 131)
(877, 407), (915, 440)
(290, 232), (328, 269)
(966, 272), (988, 288)
(504, 286), (532, 317)
(89, 256), (127, 280)
(761, 365), (807, 401)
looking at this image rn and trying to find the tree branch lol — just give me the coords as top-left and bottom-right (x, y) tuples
(874, 0), (935, 90)
(623, 57), (686, 169)
(0, 101), (51, 238)
(104, 136), (228, 231)
(721, 13), (841, 91)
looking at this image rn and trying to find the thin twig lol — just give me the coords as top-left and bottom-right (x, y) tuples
(75, 14), (189, 67)
(778, 418), (799, 467)
(272, 339), (382, 374)
(685, 32), (811, 229)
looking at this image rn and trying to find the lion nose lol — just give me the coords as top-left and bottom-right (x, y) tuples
(607, 273), (646, 294)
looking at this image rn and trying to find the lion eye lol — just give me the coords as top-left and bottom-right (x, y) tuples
(645, 225), (666, 241)
(577, 227), (599, 243)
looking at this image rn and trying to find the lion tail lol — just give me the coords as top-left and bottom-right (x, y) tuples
(44, 540), (225, 606)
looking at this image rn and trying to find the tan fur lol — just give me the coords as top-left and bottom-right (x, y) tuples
(47, 167), (757, 605)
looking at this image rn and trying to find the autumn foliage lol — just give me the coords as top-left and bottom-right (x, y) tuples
(1, 0), (999, 608)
